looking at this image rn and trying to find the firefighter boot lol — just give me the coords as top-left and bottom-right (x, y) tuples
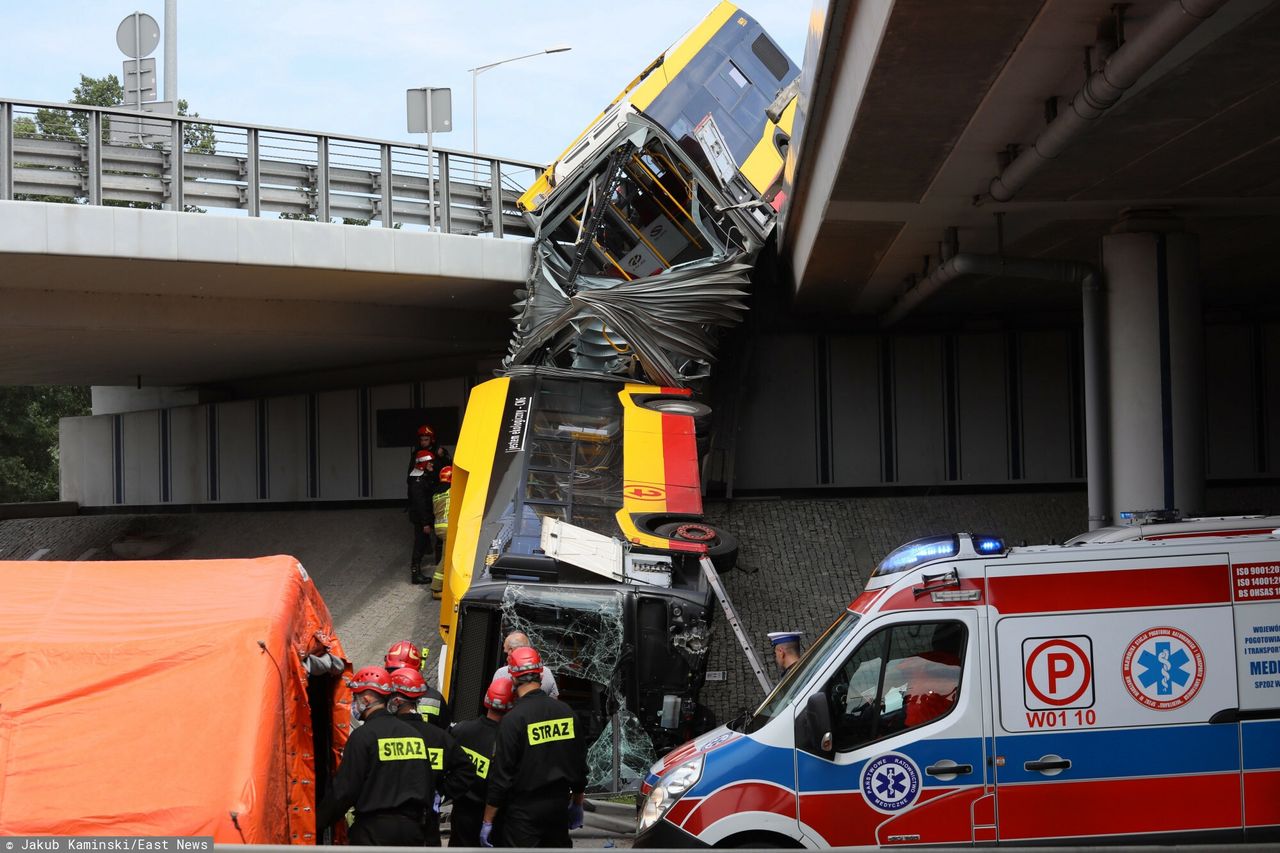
(410, 558), (426, 585)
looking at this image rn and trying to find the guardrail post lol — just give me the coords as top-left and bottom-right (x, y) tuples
(167, 119), (185, 211)
(86, 111), (102, 205)
(490, 159), (504, 238)
(380, 144), (393, 228)
(244, 128), (260, 216)
(316, 136), (330, 223)
(438, 152), (451, 233)
(0, 102), (12, 200)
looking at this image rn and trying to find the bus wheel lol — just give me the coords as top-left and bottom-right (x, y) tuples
(639, 398), (712, 419)
(655, 522), (739, 572)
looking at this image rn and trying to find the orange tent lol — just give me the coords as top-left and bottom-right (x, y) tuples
(0, 555), (351, 843)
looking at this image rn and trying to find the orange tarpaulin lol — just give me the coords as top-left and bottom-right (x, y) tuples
(0, 555), (351, 843)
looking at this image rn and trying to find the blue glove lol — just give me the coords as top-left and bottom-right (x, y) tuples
(432, 793), (442, 813)
(568, 800), (585, 830)
(479, 820), (494, 848)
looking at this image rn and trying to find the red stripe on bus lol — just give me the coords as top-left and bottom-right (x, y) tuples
(987, 563), (1231, 614)
(662, 413), (702, 514)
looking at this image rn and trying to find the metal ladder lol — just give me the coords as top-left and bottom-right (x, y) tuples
(698, 555), (774, 695)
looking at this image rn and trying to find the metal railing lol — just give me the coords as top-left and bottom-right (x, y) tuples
(0, 97), (544, 237)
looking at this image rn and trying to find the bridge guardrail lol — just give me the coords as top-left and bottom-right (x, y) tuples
(0, 97), (544, 238)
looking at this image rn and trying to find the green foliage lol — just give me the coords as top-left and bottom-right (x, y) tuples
(0, 387), (91, 503)
(13, 73), (215, 208)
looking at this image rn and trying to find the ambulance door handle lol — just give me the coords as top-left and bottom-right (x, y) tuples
(925, 761), (973, 778)
(1024, 755), (1071, 775)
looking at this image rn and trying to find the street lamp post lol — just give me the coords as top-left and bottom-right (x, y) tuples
(468, 44), (571, 152)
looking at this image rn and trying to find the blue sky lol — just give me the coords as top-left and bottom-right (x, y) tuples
(1, 0), (814, 165)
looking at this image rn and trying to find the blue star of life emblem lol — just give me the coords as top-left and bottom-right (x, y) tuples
(861, 753), (921, 813)
(1137, 640), (1191, 696)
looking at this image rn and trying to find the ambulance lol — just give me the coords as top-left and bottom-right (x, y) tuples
(635, 514), (1280, 847)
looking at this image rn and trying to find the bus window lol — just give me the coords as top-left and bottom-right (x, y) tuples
(751, 33), (790, 81)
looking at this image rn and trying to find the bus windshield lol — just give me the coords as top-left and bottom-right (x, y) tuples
(739, 610), (860, 733)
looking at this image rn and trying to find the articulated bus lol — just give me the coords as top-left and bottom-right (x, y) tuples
(438, 372), (736, 769)
(518, 1), (800, 217)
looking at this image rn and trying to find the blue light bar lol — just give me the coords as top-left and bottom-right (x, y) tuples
(974, 535), (1005, 554)
(873, 535), (959, 576)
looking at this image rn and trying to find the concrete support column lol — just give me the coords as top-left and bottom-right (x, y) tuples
(1103, 217), (1204, 518)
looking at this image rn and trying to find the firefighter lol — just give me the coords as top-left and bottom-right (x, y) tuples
(481, 647), (587, 848)
(388, 665), (474, 847)
(429, 465), (453, 601)
(407, 424), (452, 477)
(315, 666), (429, 846)
(447, 677), (515, 847)
(408, 449), (437, 584)
(768, 631), (804, 676)
(385, 639), (453, 730)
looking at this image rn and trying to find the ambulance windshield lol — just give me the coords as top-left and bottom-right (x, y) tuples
(740, 610), (860, 734)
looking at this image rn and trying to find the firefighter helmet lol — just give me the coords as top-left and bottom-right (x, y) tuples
(507, 645), (543, 680)
(439, 465), (453, 484)
(417, 424), (435, 439)
(384, 640), (423, 671)
(484, 676), (516, 711)
(414, 450), (435, 469)
(348, 665), (394, 696)
(389, 665), (429, 698)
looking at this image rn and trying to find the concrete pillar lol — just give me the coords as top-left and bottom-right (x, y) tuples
(1103, 215), (1204, 518)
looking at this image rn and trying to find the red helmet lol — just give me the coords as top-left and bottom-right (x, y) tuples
(389, 665), (428, 698)
(348, 665), (394, 696)
(439, 465), (453, 484)
(417, 425), (435, 439)
(484, 676), (515, 711)
(414, 450), (435, 469)
(384, 640), (423, 671)
(507, 645), (543, 680)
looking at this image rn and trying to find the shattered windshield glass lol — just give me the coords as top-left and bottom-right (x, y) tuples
(499, 584), (656, 789)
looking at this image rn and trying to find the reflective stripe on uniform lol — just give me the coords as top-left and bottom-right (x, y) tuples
(527, 717), (574, 745)
(419, 698), (442, 718)
(428, 747), (444, 770)
(377, 737), (427, 761)
(462, 746), (490, 778)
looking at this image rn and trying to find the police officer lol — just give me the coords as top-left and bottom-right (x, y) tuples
(385, 639), (453, 730)
(481, 647), (587, 848)
(768, 631), (804, 677)
(315, 666), (429, 846)
(388, 666), (474, 846)
(447, 678), (515, 847)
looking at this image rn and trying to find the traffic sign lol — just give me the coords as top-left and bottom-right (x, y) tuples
(116, 12), (160, 58)
(1023, 635), (1094, 709)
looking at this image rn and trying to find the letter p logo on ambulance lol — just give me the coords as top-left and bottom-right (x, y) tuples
(1121, 627), (1206, 711)
(860, 753), (921, 814)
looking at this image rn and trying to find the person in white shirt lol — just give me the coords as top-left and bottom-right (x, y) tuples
(492, 631), (559, 698)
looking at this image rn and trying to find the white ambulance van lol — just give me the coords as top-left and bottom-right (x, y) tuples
(635, 515), (1280, 847)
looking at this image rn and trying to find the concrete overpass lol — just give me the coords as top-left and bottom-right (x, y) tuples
(0, 99), (535, 394)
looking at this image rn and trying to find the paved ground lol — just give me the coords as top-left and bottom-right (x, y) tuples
(5, 482), (1278, 745)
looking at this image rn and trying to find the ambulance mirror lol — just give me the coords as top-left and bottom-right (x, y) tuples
(796, 692), (833, 756)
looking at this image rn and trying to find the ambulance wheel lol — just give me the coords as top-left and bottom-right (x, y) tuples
(717, 831), (801, 848)
(655, 522), (739, 573)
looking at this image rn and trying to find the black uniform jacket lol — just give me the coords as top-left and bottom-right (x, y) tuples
(449, 715), (499, 804)
(417, 684), (453, 730)
(485, 688), (587, 809)
(397, 712), (476, 801)
(316, 708), (429, 829)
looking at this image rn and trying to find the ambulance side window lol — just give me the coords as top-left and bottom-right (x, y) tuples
(825, 620), (966, 752)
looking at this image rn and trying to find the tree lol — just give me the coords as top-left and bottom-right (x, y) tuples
(0, 387), (91, 502)
(14, 73), (215, 206)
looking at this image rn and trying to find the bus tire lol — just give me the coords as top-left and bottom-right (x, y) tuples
(655, 522), (739, 573)
(639, 398), (712, 420)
